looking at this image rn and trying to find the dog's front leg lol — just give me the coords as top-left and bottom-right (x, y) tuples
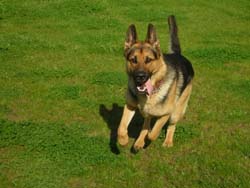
(118, 104), (135, 146)
(133, 117), (151, 151)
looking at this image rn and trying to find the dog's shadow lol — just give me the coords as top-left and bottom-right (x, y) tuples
(99, 103), (143, 154)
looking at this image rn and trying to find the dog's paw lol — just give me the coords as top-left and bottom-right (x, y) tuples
(118, 134), (129, 146)
(133, 139), (145, 151)
(162, 140), (173, 148)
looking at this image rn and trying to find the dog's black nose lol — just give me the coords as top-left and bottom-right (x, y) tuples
(134, 71), (149, 85)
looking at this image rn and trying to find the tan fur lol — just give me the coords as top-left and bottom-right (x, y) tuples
(117, 104), (135, 146)
(134, 117), (151, 150)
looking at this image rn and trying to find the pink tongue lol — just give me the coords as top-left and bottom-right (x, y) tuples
(145, 79), (153, 95)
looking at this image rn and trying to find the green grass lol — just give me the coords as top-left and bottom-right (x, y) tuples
(0, 0), (250, 187)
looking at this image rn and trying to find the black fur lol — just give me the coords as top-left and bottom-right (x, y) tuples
(164, 53), (194, 94)
(168, 15), (181, 54)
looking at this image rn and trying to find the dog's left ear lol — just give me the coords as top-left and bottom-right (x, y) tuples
(146, 24), (161, 57)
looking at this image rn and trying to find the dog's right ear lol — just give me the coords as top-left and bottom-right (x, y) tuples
(124, 24), (137, 55)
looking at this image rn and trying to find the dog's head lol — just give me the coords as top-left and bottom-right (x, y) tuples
(124, 24), (162, 95)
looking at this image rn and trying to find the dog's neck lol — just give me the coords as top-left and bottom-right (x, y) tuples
(151, 56), (167, 84)
(151, 79), (165, 95)
(148, 58), (167, 96)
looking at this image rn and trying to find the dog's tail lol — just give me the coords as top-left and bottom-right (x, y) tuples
(168, 15), (181, 54)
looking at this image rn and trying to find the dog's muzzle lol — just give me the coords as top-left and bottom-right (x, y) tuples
(133, 71), (153, 95)
(134, 71), (149, 86)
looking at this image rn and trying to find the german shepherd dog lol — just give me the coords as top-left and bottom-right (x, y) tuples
(117, 15), (194, 151)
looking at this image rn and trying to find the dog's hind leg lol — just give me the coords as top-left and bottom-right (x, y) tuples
(133, 117), (151, 150)
(163, 83), (193, 147)
(162, 124), (176, 147)
(118, 104), (135, 146)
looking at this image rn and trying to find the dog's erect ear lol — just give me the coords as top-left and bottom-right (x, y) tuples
(146, 24), (160, 56)
(124, 24), (137, 52)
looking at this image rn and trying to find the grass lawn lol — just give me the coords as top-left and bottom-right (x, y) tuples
(0, 0), (250, 187)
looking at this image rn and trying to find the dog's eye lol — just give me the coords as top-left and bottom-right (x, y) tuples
(130, 56), (137, 64)
(145, 57), (153, 64)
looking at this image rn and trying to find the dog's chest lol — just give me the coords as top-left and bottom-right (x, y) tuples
(137, 95), (166, 117)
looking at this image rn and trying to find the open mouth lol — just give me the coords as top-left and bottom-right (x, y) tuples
(136, 79), (153, 95)
(137, 85), (147, 92)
